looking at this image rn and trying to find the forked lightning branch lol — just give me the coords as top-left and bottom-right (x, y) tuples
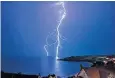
(44, 2), (66, 59)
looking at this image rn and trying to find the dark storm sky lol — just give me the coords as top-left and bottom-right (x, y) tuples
(1, 1), (115, 58)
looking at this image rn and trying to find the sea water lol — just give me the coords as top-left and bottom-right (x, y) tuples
(2, 56), (89, 77)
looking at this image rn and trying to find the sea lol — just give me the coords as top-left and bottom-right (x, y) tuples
(2, 56), (90, 77)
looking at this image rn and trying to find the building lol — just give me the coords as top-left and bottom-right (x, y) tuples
(59, 55), (115, 78)
(76, 64), (115, 78)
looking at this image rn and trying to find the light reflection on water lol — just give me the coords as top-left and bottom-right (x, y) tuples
(2, 56), (90, 76)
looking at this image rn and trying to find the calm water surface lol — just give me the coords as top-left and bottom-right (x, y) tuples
(2, 56), (90, 77)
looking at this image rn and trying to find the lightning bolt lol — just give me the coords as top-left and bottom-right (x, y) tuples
(44, 30), (57, 56)
(44, 1), (66, 59)
(56, 2), (66, 59)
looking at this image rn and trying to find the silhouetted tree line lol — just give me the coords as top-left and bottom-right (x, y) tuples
(1, 71), (62, 78)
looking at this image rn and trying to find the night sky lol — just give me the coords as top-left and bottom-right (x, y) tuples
(2, 1), (115, 58)
(1, 2), (115, 75)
